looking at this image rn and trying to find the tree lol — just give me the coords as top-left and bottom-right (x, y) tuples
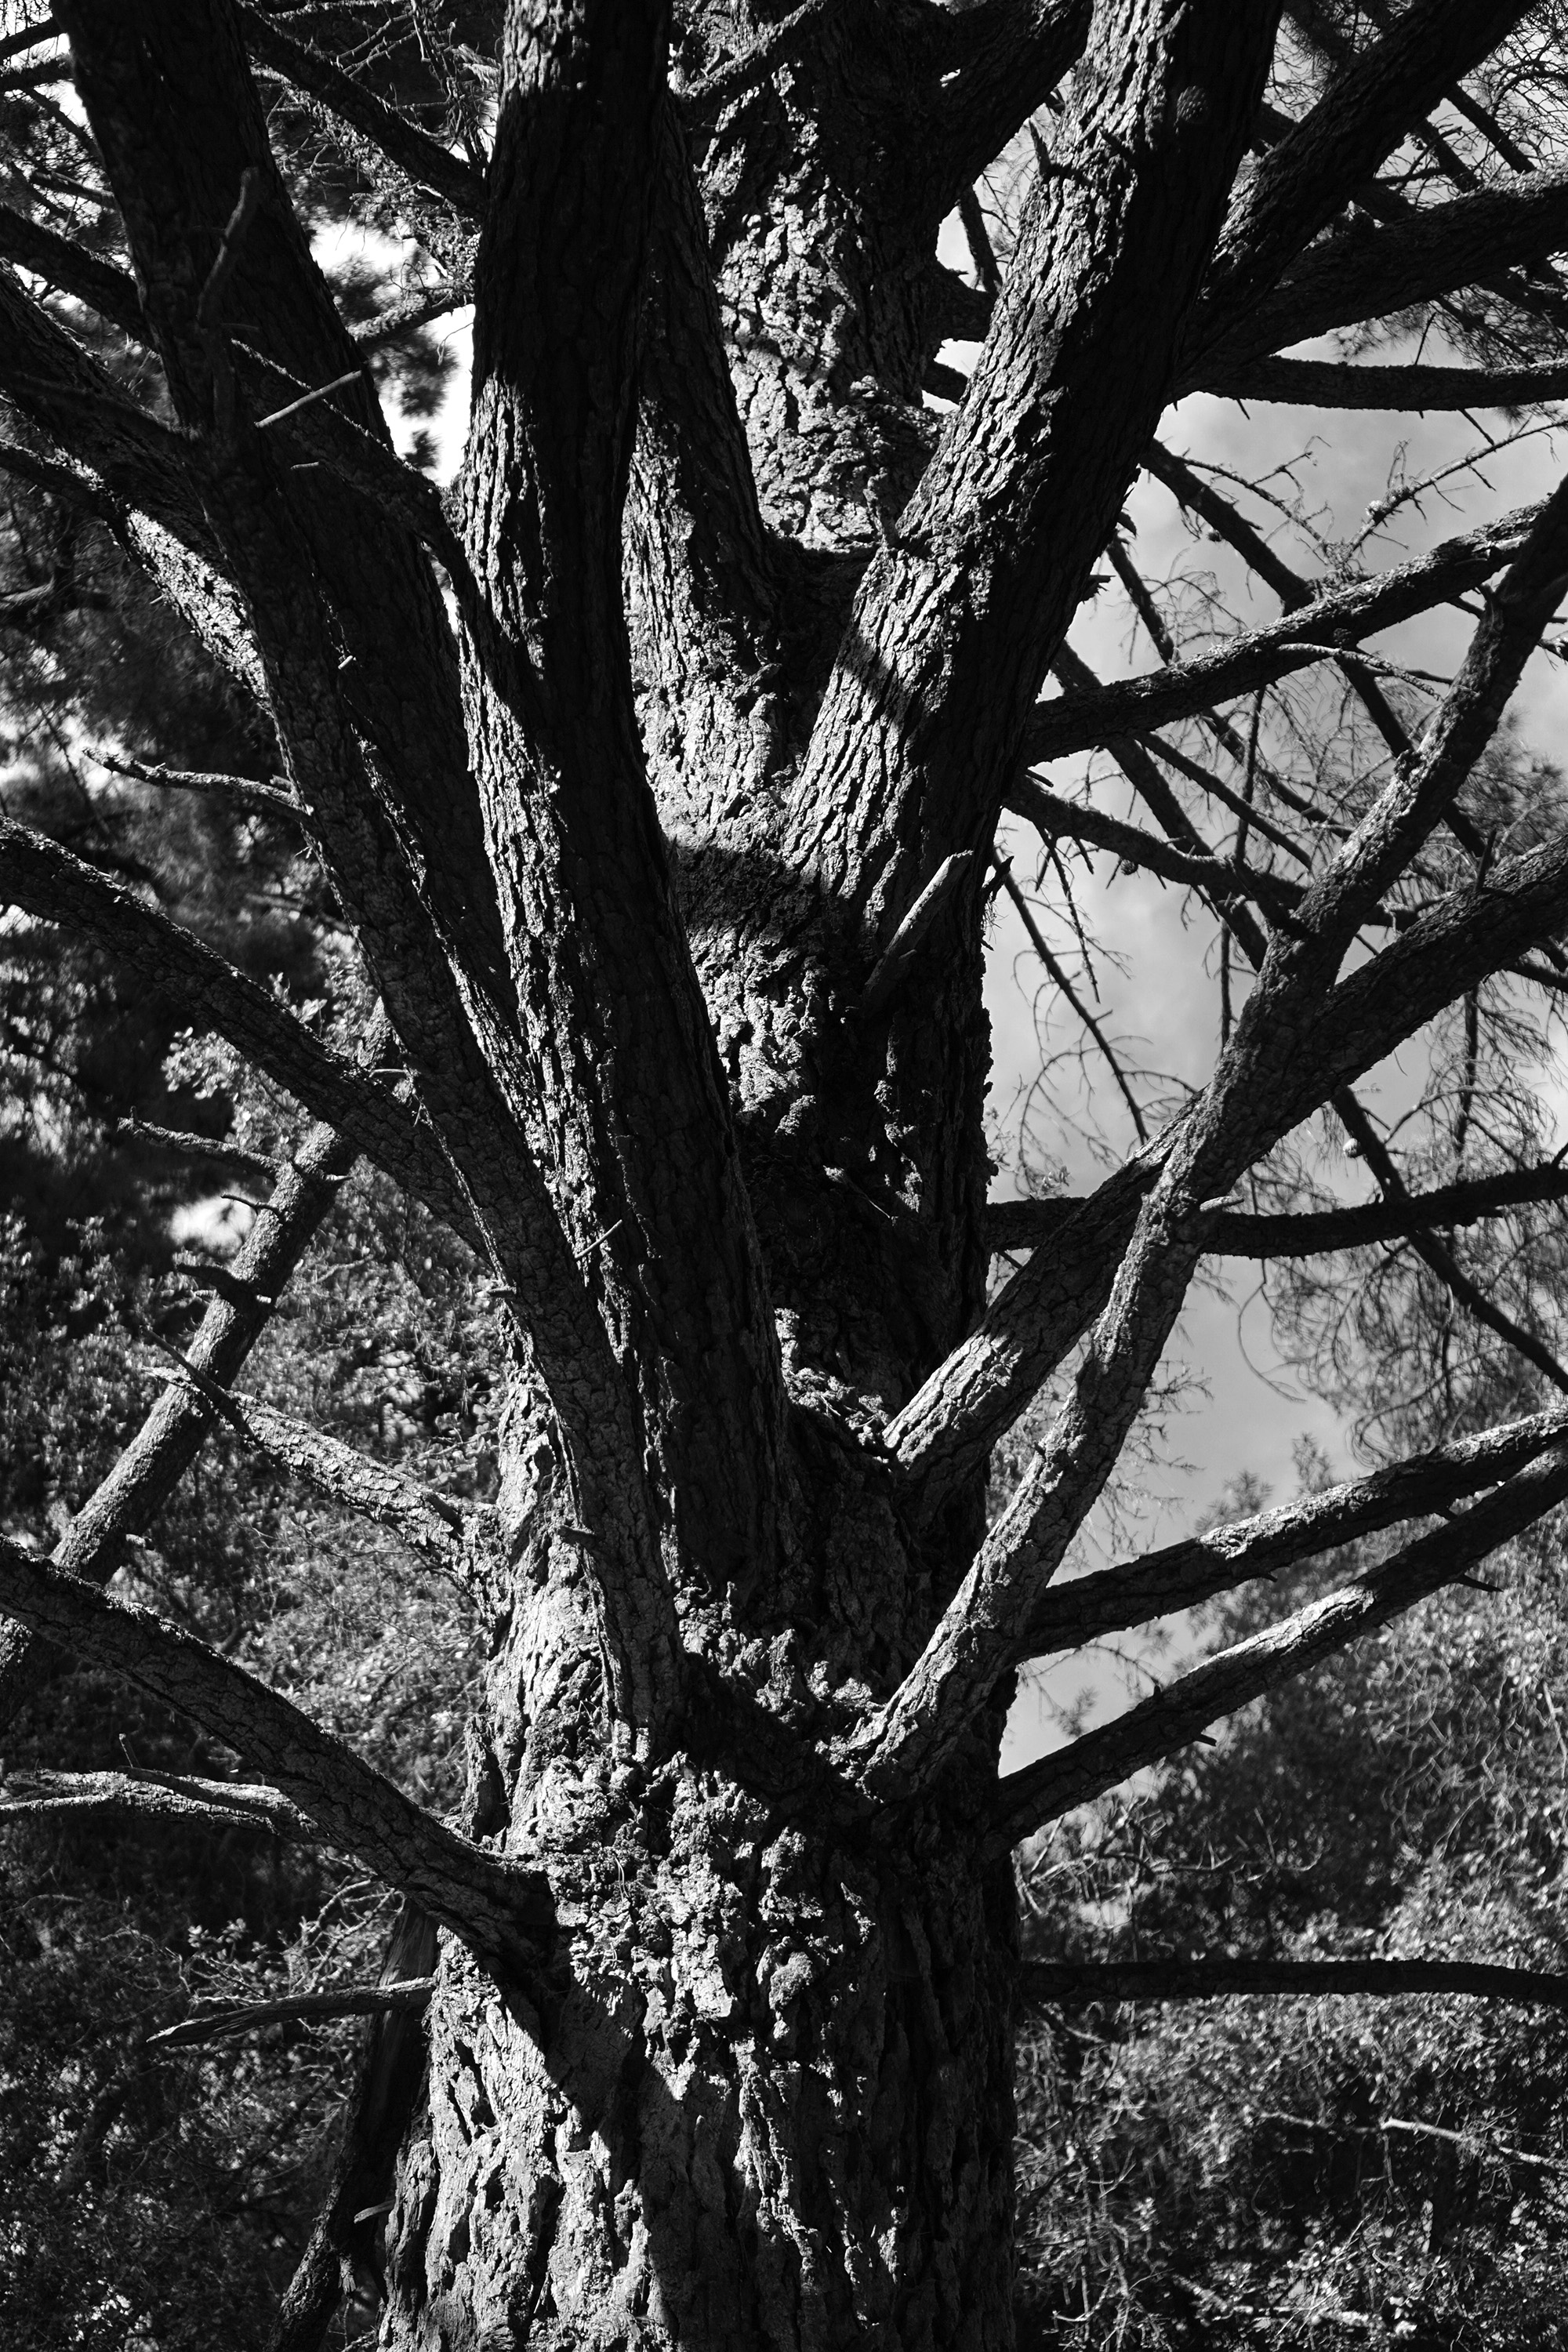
(5, 0), (1568, 2343)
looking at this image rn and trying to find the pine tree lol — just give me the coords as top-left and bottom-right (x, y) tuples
(5, 4), (1568, 2344)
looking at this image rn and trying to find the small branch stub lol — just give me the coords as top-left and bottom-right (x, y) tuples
(858, 852), (975, 1015)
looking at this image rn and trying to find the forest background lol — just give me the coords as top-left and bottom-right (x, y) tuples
(6, 2), (1568, 2347)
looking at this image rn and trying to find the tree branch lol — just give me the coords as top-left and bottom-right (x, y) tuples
(987, 1163), (1568, 1258)
(235, 5), (484, 217)
(0, 198), (145, 337)
(153, 1359), (469, 1581)
(1018, 1402), (1568, 1661)
(989, 1439), (1568, 1852)
(148, 1978), (434, 2051)
(0, 1104), (365, 1733)
(1027, 504), (1536, 764)
(0, 1766), (318, 1839)
(1004, 772), (1304, 927)
(94, 748), (304, 823)
(1205, 354), (1568, 409)
(1190, 168), (1568, 392)
(0, 1532), (552, 1970)
(0, 811), (476, 1242)
(1193, 0), (1534, 345)
(779, 0), (1283, 1014)
(1020, 1957), (1568, 2013)
(1332, 1087), (1568, 1394)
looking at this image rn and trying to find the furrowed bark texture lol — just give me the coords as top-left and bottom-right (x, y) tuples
(10, 2), (1568, 2345)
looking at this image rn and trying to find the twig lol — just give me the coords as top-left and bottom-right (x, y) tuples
(148, 1978), (435, 2051)
(256, 368), (367, 431)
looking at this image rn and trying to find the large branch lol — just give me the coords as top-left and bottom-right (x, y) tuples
(0, 1533), (552, 1971)
(0, 200), (145, 337)
(1193, 0), (1532, 342)
(0, 266), (214, 554)
(778, 0), (1283, 966)
(1190, 169), (1568, 391)
(988, 1161), (1568, 1258)
(1018, 1403), (1568, 1661)
(989, 1439), (1568, 1851)
(455, 0), (790, 1621)
(1021, 1957), (1568, 2013)
(0, 815), (474, 1238)
(873, 623), (1568, 1795)
(893, 815), (1568, 1544)
(1026, 504), (1536, 764)
(0, 1108), (361, 1731)
(162, 1367), (470, 1581)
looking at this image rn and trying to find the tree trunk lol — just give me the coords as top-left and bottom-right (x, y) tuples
(14, 5), (1566, 2344)
(382, 1743), (1018, 2349)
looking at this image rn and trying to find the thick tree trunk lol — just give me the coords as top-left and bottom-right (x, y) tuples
(381, 1769), (1017, 2351)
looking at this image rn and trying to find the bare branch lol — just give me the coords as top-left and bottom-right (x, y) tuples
(1192, 169), (1568, 392)
(0, 1532), (552, 1969)
(154, 1360), (469, 1581)
(0, 1766), (317, 1839)
(1207, 354), (1568, 408)
(1004, 772), (1304, 927)
(1142, 438), (1312, 612)
(1028, 505), (1536, 765)
(93, 749), (303, 823)
(0, 199), (144, 337)
(0, 1106), (365, 1732)
(235, 6), (484, 217)
(988, 1162), (1568, 1257)
(1021, 1957), (1568, 2014)
(1000, 866), (1149, 1145)
(989, 1440), (1568, 1852)
(0, 811), (476, 1241)
(1019, 1403), (1568, 1661)
(147, 1978), (434, 2051)
(1196, 0), (1534, 343)
(1332, 1087), (1568, 1393)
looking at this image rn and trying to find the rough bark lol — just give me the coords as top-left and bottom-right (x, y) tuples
(5, 2), (1568, 2344)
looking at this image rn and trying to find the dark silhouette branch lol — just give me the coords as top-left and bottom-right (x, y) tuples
(990, 1439), (1568, 1851)
(0, 198), (145, 336)
(0, 813), (477, 1242)
(0, 1531), (553, 1969)
(1028, 504), (1536, 764)
(1192, 167), (1568, 391)
(236, 6), (485, 217)
(1333, 1087), (1568, 1394)
(1004, 771), (1304, 927)
(1194, 0), (1535, 341)
(986, 1161), (1568, 1256)
(1207, 354), (1568, 408)
(1018, 1401), (1568, 1660)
